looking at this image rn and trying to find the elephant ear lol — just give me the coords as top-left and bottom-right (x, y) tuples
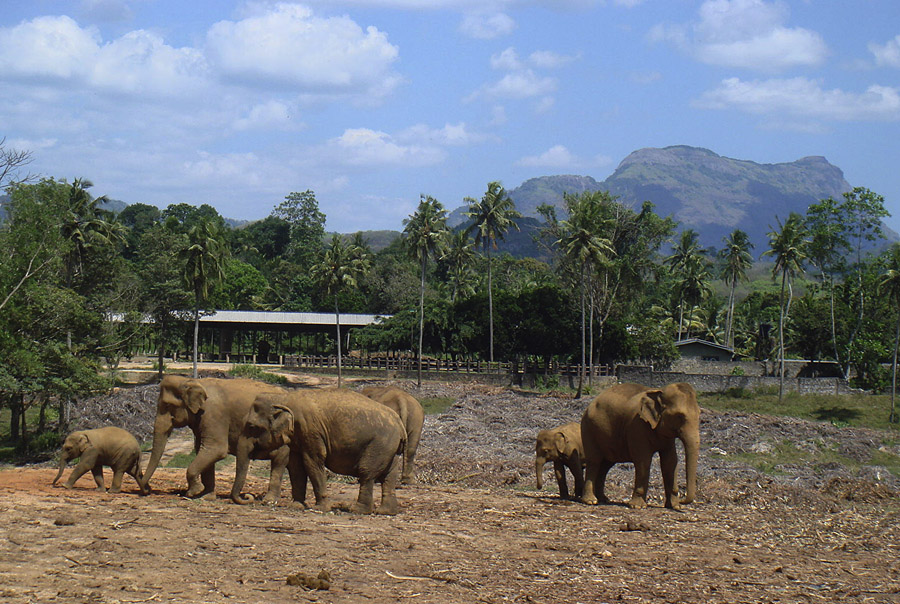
(271, 404), (295, 444)
(74, 432), (91, 453)
(181, 381), (208, 415)
(638, 390), (665, 429)
(553, 431), (568, 456)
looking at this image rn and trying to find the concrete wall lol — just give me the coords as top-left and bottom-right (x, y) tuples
(617, 365), (856, 395)
(670, 359), (843, 378)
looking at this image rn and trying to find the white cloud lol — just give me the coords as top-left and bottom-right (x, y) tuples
(519, 145), (576, 168)
(481, 70), (557, 99)
(491, 47), (523, 71)
(206, 4), (400, 97)
(0, 15), (100, 81)
(398, 122), (491, 146)
(232, 101), (303, 131)
(651, 0), (827, 72)
(695, 77), (900, 121)
(528, 50), (578, 69)
(459, 10), (516, 39)
(327, 128), (446, 167)
(870, 35), (900, 68)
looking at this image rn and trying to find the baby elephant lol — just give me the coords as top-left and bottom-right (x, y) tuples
(53, 426), (148, 495)
(535, 422), (585, 500)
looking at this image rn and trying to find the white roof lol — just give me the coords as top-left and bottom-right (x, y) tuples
(198, 310), (387, 327)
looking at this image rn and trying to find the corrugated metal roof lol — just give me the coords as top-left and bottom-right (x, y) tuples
(198, 310), (388, 326)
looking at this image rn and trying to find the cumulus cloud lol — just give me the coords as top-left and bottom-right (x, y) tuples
(206, 4), (400, 96)
(870, 35), (900, 68)
(398, 122), (491, 146)
(517, 145), (612, 169)
(232, 101), (303, 131)
(695, 77), (900, 121)
(0, 15), (100, 81)
(459, 10), (516, 39)
(651, 0), (827, 72)
(327, 128), (446, 167)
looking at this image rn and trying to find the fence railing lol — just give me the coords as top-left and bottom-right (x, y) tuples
(283, 354), (613, 377)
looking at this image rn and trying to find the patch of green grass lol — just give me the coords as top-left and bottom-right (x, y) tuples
(871, 448), (900, 477)
(700, 390), (900, 433)
(419, 396), (454, 415)
(228, 363), (288, 385)
(729, 439), (861, 475)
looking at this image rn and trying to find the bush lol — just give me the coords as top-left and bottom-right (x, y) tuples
(228, 363), (288, 385)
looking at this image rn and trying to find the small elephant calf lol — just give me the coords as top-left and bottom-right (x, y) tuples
(535, 422), (585, 500)
(53, 426), (148, 495)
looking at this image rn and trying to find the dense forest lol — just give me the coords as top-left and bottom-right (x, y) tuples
(2, 142), (899, 443)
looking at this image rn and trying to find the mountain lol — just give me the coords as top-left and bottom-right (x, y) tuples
(449, 145), (864, 255)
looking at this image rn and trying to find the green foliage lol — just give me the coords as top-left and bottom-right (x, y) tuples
(419, 396), (454, 415)
(228, 363), (288, 385)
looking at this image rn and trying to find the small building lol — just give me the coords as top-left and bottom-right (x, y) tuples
(675, 338), (736, 362)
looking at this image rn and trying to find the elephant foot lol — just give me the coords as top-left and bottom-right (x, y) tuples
(581, 494), (598, 505)
(312, 500), (333, 513)
(109, 487), (122, 494)
(349, 501), (375, 515)
(63, 483), (74, 490)
(627, 496), (648, 509)
(665, 497), (682, 511)
(400, 475), (416, 486)
(261, 493), (280, 505)
(375, 501), (399, 516)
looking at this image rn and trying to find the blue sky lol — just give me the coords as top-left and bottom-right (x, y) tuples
(1, 0), (899, 233)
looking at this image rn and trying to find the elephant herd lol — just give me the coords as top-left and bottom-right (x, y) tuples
(53, 376), (700, 514)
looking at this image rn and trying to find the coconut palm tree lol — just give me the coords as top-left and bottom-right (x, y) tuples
(311, 234), (370, 388)
(879, 243), (900, 423)
(557, 192), (614, 397)
(718, 229), (754, 348)
(762, 213), (807, 402)
(464, 181), (521, 363)
(180, 218), (229, 378)
(442, 229), (476, 304)
(403, 195), (449, 387)
(666, 229), (704, 340)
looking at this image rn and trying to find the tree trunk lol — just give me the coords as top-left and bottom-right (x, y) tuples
(577, 264), (585, 399)
(192, 303), (199, 379)
(778, 271), (786, 403)
(892, 316), (899, 423)
(726, 278), (736, 348)
(417, 255), (426, 388)
(487, 244), (494, 364)
(334, 297), (342, 388)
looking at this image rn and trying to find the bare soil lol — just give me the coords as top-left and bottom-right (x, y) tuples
(1, 376), (899, 603)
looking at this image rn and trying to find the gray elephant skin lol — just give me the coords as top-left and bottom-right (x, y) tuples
(53, 426), (148, 494)
(535, 422), (584, 499)
(231, 388), (406, 515)
(361, 385), (425, 484)
(581, 382), (700, 510)
(142, 375), (289, 499)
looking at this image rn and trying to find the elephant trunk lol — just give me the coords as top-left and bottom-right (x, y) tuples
(141, 415), (173, 490)
(231, 436), (254, 505)
(535, 456), (546, 490)
(52, 453), (70, 485)
(680, 432), (699, 504)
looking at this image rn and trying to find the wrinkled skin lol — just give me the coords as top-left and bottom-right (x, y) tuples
(141, 375), (288, 499)
(53, 427), (148, 495)
(580, 382), (700, 510)
(231, 388), (406, 515)
(535, 422), (584, 500)
(361, 386), (425, 484)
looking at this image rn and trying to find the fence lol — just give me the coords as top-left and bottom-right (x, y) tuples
(283, 354), (613, 378)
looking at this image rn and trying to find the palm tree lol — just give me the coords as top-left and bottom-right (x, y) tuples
(762, 213), (807, 402)
(403, 195), (449, 387)
(879, 243), (900, 423)
(180, 218), (228, 378)
(667, 230), (704, 340)
(675, 254), (712, 339)
(311, 234), (370, 388)
(442, 229), (476, 304)
(464, 181), (521, 363)
(718, 229), (754, 348)
(557, 192), (614, 397)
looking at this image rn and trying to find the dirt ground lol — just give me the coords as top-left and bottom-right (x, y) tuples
(1, 376), (899, 603)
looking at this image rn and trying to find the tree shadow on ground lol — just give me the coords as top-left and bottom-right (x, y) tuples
(811, 406), (861, 424)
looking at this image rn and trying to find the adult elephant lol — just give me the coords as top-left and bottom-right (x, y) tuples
(535, 422), (584, 500)
(580, 382), (699, 510)
(360, 385), (424, 484)
(141, 375), (288, 499)
(230, 388), (405, 515)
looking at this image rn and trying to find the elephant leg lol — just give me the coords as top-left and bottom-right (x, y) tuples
(263, 446), (290, 504)
(402, 427), (422, 485)
(659, 442), (681, 510)
(128, 463), (148, 496)
(569, 452), (585, 499)
(63, 457), (94, 490)
(593, 460), (613, 504)
(185, 446), (225, 498)
(553, 460), (569, 499)
(375, 455), (401, 516)
(109, 468), (125, 493)
(303, 453), (331, 512)
(91, 464), (106, 491)
(287, 454), (308, 506)
(582, 459), (612, 505)
(628, 456), (652, 509)
(350, 477), (377, 514)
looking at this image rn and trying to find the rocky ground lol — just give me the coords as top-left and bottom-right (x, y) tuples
(0, 375), (898, 603)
